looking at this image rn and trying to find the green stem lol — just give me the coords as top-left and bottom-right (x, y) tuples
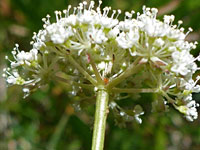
(92, 89), (109, 150)
(107, 57), (141, 89)
(161, 91), (175, 104)
(47, 113), (69, 150)
(68, 55), (97, 86)
(112, 88), (158, 93)
(89, 54), (103, 84)
(55, 75), (94, 90)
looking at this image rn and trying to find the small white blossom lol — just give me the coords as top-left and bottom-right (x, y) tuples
(153, 38), (165, 47)
(116, 29), (139, 49)
(86, 27), (108, 44)
(133, 105), (144, 124)
(45, 23), (73, 44)
(171, 50), (197, 76)
(177, 100), (199, 122)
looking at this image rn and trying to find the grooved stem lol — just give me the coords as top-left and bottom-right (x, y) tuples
(92, 89), (109, 150)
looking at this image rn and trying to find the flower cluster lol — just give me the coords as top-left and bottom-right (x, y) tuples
(3, 43), (60, 98)
(3, 1), (200, 122)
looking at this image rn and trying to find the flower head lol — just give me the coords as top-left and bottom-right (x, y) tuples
(3, 1), (200, 122)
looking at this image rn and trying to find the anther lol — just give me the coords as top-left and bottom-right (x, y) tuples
(186, 27), (193, 36)
(111, 10), (116, 19)
(116, 9), (121, 18)
(89, 1), (95, 10)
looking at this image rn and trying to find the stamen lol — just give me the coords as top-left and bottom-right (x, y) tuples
(11, 51), (17, 60)
(11, 51), (16, 55)
(46, 14), (50, 19)
(131, 10), (135, 15)
(164, 15), (174, 25)
(136, 12), (140, 20)
(5, 69), (12, 76)
(98, 0), (102, 8)
(194, 53), (200, 61)
(15, 43), (19, 48)
(5, 56), (8, 60)
(42, 18), (46, 23)
(78, 3), (83, 14)
(178, 20), (183, 28)
(116, 9), (121, 18)
(2, 73), (6, 78)
(73, 7), (77, 15)
(111, 10), (116, 19)
(151, 8), (158, 18)
(83, 1), (87, 5)
(180, 27), (184, 32)
(142, 5), (146, 13)
(125, 12), (132, 19)
(170, 15), (175, 26)
(58, 11), (62, 19)
(185, 27), (193, 36)
(30, 41), (34, 45)
(172, 25), (177, 29)
(5, 56), (15, 64)
(89, 1), (95, 10)
(3, 68), (7, 72)
(54, 11), (59, 22)
(103, 7), (108, 16)
(103, 7), (110, 17)
(83, 1), (87, 10)
(63, 9), (67, 17)
(67, 5), (72, 16)
(107, 7), (111, 16)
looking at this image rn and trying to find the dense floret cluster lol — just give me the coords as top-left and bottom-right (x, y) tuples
(3, 1), (200, 122)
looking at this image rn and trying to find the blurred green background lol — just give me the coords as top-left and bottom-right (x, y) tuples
(1, 0), (200, 150)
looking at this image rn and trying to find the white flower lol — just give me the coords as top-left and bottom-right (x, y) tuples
(77, 10), (94, 24)
(177, 100), (199, 122)
(65, 15), (77, 26)
(23, 88), (30, 99)
(45, 23), (73, 44)
(153, 38), (165, 47)
(185, 100), (199, 121)
(171, 50), (197, 76)
(86, 27), (108, 44)
(116, 29), (139, 49)
(133, 105), (144, 124)
(180, 78), (200, 93)
(6, 71), (25, 85)
(107, 27), (120, 39)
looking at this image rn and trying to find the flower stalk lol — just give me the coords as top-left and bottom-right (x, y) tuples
(107, 57), (141, 89)
(88, 53), (104, 85)
(67, 55), (98, 86)
(92, 88), (109, 150)
(112, 87), (159, 93)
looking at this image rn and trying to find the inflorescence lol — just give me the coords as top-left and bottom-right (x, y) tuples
(3, 1), (200, 123)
